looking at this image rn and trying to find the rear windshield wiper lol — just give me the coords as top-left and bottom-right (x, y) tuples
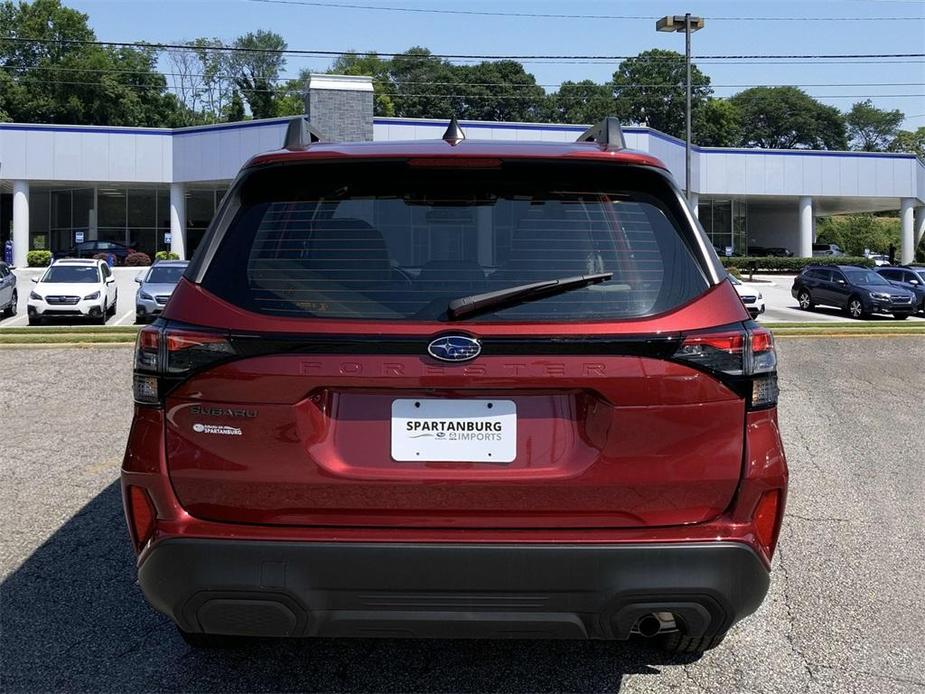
(447, 272), (613, 320)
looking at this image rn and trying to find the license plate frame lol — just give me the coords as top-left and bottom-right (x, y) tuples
(390, 398), (517, 463)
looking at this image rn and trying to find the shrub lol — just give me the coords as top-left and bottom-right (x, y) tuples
(720, 256), (875, 273)
(92, 252), (110, 261)
(154, 251), (180, 261)
(26, 250), (52, 267)
(726, 266), (742, 279)
(125, 252), (152, 266)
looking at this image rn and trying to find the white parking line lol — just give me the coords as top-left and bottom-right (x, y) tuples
(3, 312), (29, 327)
(114, 308), (136, 326)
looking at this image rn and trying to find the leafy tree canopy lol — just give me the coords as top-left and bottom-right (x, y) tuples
(888, 127), (925, 159)
(846, 99), (903, 151)
(693, 98), (742, 147)
(230, 30), (287, 120)
(543, 80), (613, 125)
(0, 0), (187, 126)
(729, 86), (847, 150)
(611, 49), (712, 138)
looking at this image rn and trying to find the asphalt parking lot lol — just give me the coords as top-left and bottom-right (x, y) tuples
(1, 338), (924, 693)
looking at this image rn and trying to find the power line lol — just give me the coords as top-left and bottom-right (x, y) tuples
(5, 76), (923, 100)
(3, 65), (923, 90)
(2, 37), (923, 62)
(242, 0), (925, 21)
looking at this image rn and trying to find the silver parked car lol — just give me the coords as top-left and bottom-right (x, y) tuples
(134, 260), (188, 323)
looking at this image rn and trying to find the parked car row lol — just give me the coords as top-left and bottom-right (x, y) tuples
(20, 257), (189, 325)
(791, 264), (925, 319)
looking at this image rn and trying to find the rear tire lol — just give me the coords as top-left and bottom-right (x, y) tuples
(2, 291), (16, 317)
(797, 290), (814, 311)
(27, 314), (42, 326)
(658, 630), (727, 654)
(176, 627), (251, 649)
(893, 313), (909, 320)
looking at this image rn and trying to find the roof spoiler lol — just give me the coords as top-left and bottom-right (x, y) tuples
(576, 117), (626, 149)
(283, 116), (327, 150)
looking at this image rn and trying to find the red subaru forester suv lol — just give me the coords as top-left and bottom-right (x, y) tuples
(122, 117), (786, 653)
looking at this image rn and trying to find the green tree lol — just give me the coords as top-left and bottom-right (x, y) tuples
(224, 90), (246, 122)
(329, 52), (395, 116)
(0, 0), (185, 126)
(730, 87), (847, 150)
(693, 98), (741, 147)
(845, 100), (904, 151)
(815, 214), (900, 256)
(611, 49), (712, 138)
(452, 60), (546, 122)
(888, 127), (925, 159)
(542, 80), (613, 124)
(389, 47), (458, 119)
(229, 30), (286, 120)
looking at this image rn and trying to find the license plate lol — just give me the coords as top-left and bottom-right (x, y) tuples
(391, 399), (517, 463)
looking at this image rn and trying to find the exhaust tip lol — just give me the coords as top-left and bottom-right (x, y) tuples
(636, 614), (662, 638)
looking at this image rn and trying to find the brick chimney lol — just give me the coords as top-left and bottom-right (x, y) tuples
(305, 74), (374, 142)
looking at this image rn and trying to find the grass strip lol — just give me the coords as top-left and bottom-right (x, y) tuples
(0, 333), (136, 344)
(0, 325), (140, 335)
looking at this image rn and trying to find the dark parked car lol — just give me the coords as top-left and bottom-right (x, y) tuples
(55, 240), (135, 264)
(749, 246), (794, 258)
(791, 264), (917, 319)
(0, 261), (17, 318)
(122, 117), (786, 655)
(876, 266), (925, 313)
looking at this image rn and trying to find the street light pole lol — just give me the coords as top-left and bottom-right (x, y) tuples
(685, 12), (692, 204)
(656, 14), (704, 204)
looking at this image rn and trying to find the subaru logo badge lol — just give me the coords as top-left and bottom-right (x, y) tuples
(427, 335), (481, 362)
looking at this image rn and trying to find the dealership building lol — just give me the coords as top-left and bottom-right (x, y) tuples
(1, 74), (924, 268)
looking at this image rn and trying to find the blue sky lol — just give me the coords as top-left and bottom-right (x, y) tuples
(68, 0), (925, 128)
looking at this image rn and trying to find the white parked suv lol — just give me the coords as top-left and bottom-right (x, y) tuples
(27, 258), (117, 325)
(729, 274), (766, 319)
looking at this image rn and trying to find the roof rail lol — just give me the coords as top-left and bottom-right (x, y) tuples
(576, 117), (626, 149)
(283, 116), (327, 150)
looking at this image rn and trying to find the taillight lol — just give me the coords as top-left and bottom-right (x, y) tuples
(674, 325), (779, 409)
(126, 485), (156, 551)
(133, 321), (235, 405)
(753, 489), (782, 559)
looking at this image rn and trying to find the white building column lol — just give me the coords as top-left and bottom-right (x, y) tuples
(688, 192), (699, 219)
(900, 198), (915, 265)
(12, 180), (30, 268)
(798, 196), (814, 258)
(169, 183), (187, 260)
(914, 206), (925, 250)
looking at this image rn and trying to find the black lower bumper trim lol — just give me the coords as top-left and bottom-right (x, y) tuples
(138, 540), (770, 640)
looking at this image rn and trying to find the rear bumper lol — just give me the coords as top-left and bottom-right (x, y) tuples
(138, 539), (769, 640)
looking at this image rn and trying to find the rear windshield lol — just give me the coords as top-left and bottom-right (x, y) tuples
(42, 266), (100, 283)
(146, 266), (185, 284)
(200, 162), (710, 322)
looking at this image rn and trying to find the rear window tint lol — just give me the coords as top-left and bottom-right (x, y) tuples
(200, 162), (709, 322)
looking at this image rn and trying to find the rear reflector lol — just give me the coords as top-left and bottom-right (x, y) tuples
(753, 489), (782, 558)
(126, 485), (156, 551)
